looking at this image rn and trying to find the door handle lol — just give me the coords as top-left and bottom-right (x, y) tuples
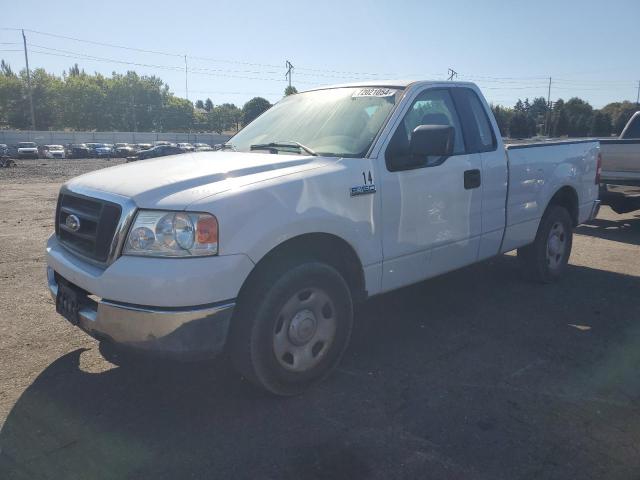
(464, 169), (481, 189)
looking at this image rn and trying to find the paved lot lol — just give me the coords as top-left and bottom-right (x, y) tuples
(1, 159), (639, 479)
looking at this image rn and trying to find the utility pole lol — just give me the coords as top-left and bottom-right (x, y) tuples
(131, 94), (137, 133)
(22, 29), (36, 130)
(184, 55), (189, 101)
(447, 68), (457, 81)
(636, 80), (639, 106)
(546, 77), (552, 136)
(285, 60), (294, 88)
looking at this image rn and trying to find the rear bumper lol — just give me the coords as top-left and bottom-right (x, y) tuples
(47, 266), (234, 358)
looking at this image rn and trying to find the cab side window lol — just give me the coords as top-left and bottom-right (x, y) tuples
(385, 89), (465, 171)
(451, 88), (497, 152)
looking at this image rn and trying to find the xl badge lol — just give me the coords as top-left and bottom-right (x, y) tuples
(65, 214), (81, 232)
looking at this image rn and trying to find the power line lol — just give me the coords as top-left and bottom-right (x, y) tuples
(5, 27), (441, 80)
(3, 26), (639, 107)
(3, 27), (640, 88)
(25, 47), (322, 85)
(21, 28), (183, 57)
(25, 43), (363, 85)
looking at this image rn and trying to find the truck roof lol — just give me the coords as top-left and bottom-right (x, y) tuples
(305, 79), (478, 92)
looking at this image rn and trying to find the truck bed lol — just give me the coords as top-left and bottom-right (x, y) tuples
(500, 139), (599, 253)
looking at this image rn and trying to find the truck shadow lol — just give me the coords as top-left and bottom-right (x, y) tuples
(2, 256), (640, 479)
(576, 214), (640, 246)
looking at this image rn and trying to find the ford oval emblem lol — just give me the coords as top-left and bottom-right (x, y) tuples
(65, 214), (81, 232)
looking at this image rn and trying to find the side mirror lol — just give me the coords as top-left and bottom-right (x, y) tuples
(410, 125), (454, 157)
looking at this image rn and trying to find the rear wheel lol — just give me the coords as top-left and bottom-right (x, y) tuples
(518, 205), (573, 283)
(230, 261), (353, 396)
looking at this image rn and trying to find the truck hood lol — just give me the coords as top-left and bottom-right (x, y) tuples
(65, 151), (334, 209)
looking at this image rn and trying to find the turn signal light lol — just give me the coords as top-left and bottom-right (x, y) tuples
(197, 215), (218, 244)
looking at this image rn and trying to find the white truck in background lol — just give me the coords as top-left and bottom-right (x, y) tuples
(599, 111), (640, 213)
(46, 81), (600, 395)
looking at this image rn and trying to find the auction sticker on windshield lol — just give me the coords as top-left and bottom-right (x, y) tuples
(352, 88), (397, 97)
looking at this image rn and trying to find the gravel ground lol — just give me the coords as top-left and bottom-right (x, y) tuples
(0, 158), (126, 184)
(1, 159), (639, 479)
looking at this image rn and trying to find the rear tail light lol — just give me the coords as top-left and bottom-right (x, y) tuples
(595, 152), (602, 184)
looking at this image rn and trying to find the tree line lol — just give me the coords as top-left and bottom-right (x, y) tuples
(491, 96), (639, 139)
(1, 59), (637, 138)
(0, 61), (276, 133)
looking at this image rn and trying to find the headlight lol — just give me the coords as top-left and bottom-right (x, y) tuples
(123, 210), (218, 257)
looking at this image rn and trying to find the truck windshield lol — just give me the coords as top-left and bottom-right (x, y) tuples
(229, 86), (402, 158)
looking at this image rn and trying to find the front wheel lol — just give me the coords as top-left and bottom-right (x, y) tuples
(517, 205), (573, 283)
(229, 261), (354, 396)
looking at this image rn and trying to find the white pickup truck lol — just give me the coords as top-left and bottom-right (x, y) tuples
(46, 81), (600, 395)
(599, 111), (640, 213)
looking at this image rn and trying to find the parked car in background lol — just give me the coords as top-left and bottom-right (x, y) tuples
(66, 144), (91, 159)
(0, 144), (14, 167)
(16, 142), (39, 159)
(85, 143), (102, 157)
(135, 143), (152, 151)
(84, 143), (114, 158)
(114, 143), (138, 157)
(193, 143), (213, 152)
(153, 141), (174, 147)
(177, 142), (195, 152)
(599, 111), (640, 213)
(126, 144), (184, 162)
(42, 145), (66, 159)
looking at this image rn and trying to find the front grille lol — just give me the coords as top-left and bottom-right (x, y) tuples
(56, 192), (122, 263)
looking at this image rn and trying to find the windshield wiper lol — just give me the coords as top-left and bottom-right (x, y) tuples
(250, 141), (318, 156)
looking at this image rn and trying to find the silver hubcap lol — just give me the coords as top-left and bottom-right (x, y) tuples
(546, 221), (567, 270)
(273, 287), (337, 372)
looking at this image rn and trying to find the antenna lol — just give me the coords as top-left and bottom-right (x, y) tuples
(447, 68), (458, 81)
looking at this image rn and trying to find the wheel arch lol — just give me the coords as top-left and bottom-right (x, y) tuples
(545, 185), (579, 226)
(237, 232), (367, 306)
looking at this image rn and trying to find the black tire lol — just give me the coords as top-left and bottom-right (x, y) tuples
(229, 261), (354, 396)
(517, 205), (573, 283)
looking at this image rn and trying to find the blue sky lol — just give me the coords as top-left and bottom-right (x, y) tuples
(2, 0), (639, 108)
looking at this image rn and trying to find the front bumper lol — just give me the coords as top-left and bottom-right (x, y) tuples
(47, 266), (235, 358)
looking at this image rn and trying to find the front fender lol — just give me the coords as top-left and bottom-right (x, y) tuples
(189, 159), (383, 291)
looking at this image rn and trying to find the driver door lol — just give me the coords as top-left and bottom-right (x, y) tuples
(379, 87), (483, 292)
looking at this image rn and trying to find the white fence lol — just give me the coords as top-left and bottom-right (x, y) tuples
(0, 130), (231, 146)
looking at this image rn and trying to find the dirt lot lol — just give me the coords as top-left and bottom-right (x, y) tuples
(1, 159), (639, 479)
